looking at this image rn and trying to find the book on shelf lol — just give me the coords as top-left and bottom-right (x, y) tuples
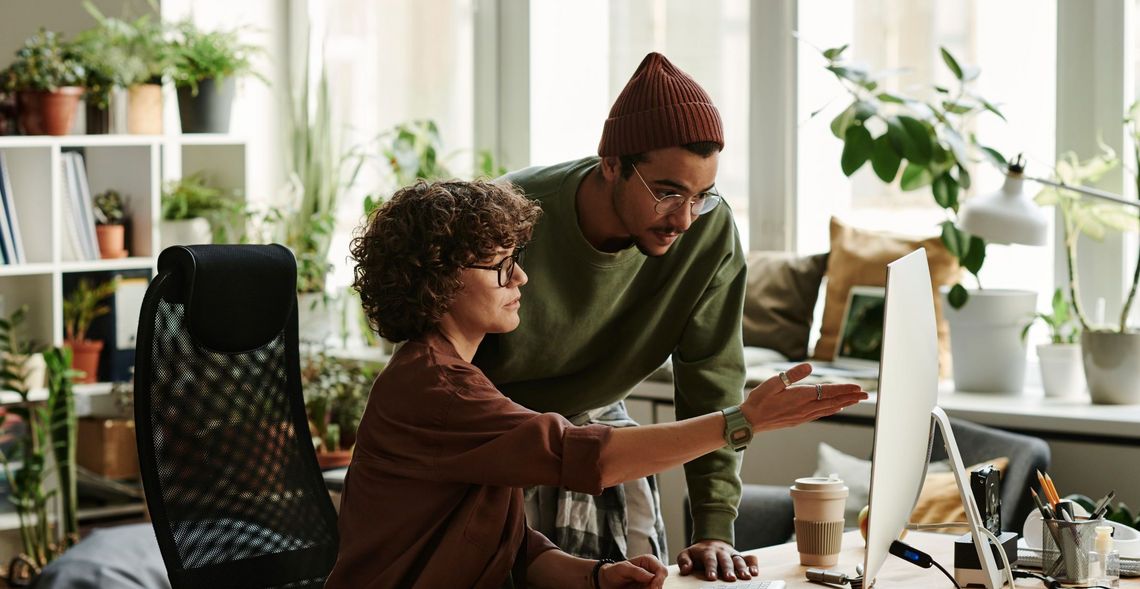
(0, 152), (23, 264)
(60, 154), (85, 262)
(61, 152), (98, 261)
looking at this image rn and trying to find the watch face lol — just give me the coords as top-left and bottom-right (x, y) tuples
(730, 428), (750, 444)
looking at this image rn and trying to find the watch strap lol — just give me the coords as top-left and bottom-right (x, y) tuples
(721, 405), (753, 452)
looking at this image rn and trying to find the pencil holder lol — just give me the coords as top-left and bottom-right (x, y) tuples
(1041, 518), (1106, 584)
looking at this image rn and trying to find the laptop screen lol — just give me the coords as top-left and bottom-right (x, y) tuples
(835, 286), (886, 366)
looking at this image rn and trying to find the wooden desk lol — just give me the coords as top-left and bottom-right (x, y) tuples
(663, 530), (1140, 588)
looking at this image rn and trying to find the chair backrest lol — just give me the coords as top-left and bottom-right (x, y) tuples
(134, 244), (339, 589)
(930, 417), (1051, 531)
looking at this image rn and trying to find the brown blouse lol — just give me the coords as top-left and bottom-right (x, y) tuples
(325, 331), (613, 589)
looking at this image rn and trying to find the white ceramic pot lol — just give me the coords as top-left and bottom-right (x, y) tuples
(1081, 330), (1140, 405)
(2, 352), (46, 391)
(160, 218), (212, 251)
(297, 292), (336, 345)
(1036, 343), (1085, 398)
(942, 289), (1037, 393)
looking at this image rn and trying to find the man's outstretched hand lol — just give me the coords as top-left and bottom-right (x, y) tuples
(676, 539), (759, 582)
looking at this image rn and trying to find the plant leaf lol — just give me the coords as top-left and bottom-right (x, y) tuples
(823, 44), (849, 60)
(940, 47), (964, 80)
(900, 163), (934, 191)
(870, 134), (902, 183)
(932, 172), (960, 211)
(940, 220), (968, 259)
(877, 92), (905, 104)
(831, 104), (857, 140)
(962, 234), (986, 275)
(948, 283), (969, 309)
(841, 125), (874, 176)
(980, 146), (1007, 168)
(898, 115), (932, 165)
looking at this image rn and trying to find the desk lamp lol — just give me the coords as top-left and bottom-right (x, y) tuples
(958, 154), (1140, 245)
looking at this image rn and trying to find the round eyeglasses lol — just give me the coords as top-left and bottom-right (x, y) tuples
(466, 247), (524, 287)
(632, 164), (722, 217)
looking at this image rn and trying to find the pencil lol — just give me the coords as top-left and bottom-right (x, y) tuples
(1036, 470), (1056, 505)
(1045, 472), (1062, 504)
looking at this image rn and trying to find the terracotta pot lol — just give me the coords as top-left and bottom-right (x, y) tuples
(127, 84), (162, 135)
(17, 87), (84, 135)
(95, 224), (127, 259)
(316, 448), (353, 470)
(66, 339), (104, 384)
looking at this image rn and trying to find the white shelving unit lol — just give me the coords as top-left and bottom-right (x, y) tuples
(0, 134), (247, 356)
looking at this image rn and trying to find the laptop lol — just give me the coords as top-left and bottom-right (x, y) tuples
(771, 285), (885, 381)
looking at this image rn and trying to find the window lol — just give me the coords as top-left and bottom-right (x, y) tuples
(529, 0), (750, 243)
(321, 0), (476, 287)
(796, 0), (1057, 300)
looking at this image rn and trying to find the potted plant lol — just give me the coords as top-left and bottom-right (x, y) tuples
(160, 173), (235, 250)
(169, 20), (260, 133)
(0, 346), (79, 585)
(78, 2), (172, 135)
(1022, 288), (1084, 398)
(93, 189), (128, 258)
(0, 305), (46, 394)
(1036, 109), (1140, 404)
(300, 347), (380, 469)
(62, 276), (118, 383)
(0, 29), (86, 136)
(820, 45), (1037, 393)
(283, 30), (362, 342)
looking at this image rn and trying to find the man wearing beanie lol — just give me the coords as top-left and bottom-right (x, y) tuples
(474, 52), (754, 582)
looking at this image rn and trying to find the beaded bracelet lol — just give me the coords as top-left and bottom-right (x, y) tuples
(591, 558), (617, 589)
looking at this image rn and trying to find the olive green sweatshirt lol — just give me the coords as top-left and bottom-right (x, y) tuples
(473, 157), (747, 545)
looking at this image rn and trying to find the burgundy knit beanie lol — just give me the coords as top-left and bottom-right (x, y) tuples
(597, 52), (724, 157)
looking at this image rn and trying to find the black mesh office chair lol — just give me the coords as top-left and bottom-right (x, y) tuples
(134, 244), (339, 589)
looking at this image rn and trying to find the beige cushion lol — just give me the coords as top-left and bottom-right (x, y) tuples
(742, 251), (829, 361)
(814, 217), (960, 376)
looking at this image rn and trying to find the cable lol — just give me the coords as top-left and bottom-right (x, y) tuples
(977, 527), (1017, 589)
(929, 557), (961, 589)
(906, 522), (970, 530)
(889, 540), (960, 588)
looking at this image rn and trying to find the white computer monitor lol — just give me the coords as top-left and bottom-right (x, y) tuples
(862, 249), (1002, 588)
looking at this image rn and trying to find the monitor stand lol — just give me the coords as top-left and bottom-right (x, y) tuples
(930, 407), (1004, 589)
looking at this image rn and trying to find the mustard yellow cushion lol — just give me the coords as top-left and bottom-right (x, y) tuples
(815, 217), (960, 376)
(910, 457), (1009, 532)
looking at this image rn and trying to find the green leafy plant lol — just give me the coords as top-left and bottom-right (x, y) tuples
(300, 347), (381, 453)
(62, 277), (119, 343)
(0, 340), (79, 579)
(161, 173), (238, 221)
(1021, 288), (1079, 345)
(284, 30), (362, 294)
(817, 44), (1008, 308)
(168, 20), (261, 94)
(74, 1), (172, 109)
(0, 29), (86, 93)
(93, 189), (127, 225)
(1034, 148), (1131, 333)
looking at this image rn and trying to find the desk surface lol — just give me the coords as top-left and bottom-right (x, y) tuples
(662, 530), (1140, 588)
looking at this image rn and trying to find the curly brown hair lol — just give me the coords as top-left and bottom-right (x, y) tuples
(351, 179), (541, 342)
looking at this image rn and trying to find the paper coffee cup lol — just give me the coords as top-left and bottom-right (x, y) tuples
(790, 476), (848, 566)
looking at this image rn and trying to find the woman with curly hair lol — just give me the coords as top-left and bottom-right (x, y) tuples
(326, 179), (865, 589)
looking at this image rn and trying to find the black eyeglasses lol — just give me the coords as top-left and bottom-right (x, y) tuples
(466, 247), (525, 287)
(632, 164), (722, 216)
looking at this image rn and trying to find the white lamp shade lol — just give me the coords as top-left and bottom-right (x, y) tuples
(958, 174), (1049, 246)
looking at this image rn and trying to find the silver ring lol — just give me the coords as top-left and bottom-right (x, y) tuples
(816, 384), (823, 401)
(779, 371), (791, 387)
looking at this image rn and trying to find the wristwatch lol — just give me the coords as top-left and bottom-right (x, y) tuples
(721, 405), (753, 452)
